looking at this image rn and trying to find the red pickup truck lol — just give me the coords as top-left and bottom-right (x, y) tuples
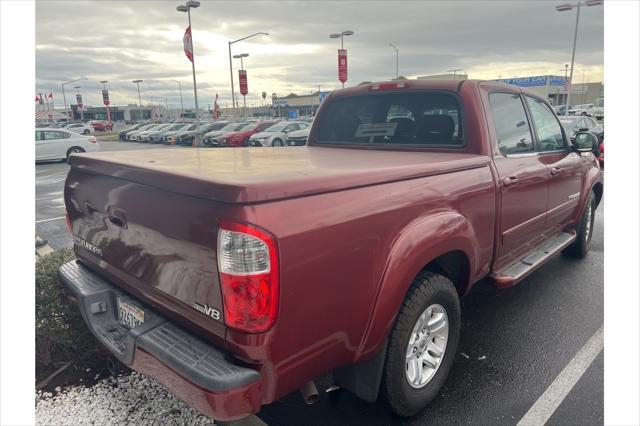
(60, 79), (603, 421)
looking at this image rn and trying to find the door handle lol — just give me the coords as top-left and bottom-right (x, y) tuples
(503, 176), (519, 187)
(550, 167), (561, 176)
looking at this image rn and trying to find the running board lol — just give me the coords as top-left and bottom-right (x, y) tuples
(490, 231), (576, 288)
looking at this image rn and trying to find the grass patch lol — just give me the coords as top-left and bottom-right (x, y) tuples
(36, 249), (111, 388)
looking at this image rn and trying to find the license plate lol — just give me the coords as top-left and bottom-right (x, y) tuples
(118, 297), (144, 329)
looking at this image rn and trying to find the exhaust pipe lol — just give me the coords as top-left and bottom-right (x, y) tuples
(300, 381), (319, 405)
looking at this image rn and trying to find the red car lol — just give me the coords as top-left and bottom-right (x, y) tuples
(60, 80), (602, 421)
(598, 138), (604, 168)
(215, 120), (278, 147)
(91, 121), (113, 131)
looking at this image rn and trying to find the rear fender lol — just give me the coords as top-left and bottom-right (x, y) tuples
(359, 210), (476, 358)
(574, 166), (604, 221)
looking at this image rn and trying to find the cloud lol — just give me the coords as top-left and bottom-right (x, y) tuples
(36, 0), (603, 108)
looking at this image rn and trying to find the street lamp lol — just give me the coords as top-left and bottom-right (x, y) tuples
(172, 80), (184, 116)
(555, 0), (603, 116)
(228, 32), (269, 117)
(132, 80), (143, 107)
(177, 0), (201, 142)
(389, 44), (399, 79)
(329, 30), (354, 88)
(61, 77), (87, 121)
(233, 53), (249, 118)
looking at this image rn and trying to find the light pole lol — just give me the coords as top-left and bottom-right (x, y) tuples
(228, 32), (269, 118)
(74, 86), (84, 121)
(233, 53), (249, 118)
(330, 30), (354, 88)
(100, 80), (112, 126)
(132, 79), (143, 107)
(177, 0), (201, 142)
(172, 80), (184, 116)
(61, 77), (86, 121)
(389, 43), (398, 79)
(555, 0), (603, 116)
(447, 68), (463, 79)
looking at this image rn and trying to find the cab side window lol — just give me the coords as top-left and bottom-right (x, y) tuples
(489, 93), (534, 155)
(526, 96), (566, 152)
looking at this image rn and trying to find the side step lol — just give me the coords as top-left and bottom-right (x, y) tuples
(490, 231), (576, 288)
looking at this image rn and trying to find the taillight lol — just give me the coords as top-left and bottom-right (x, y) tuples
(89, 137), (97, 144)
(217, 220), (279, 333)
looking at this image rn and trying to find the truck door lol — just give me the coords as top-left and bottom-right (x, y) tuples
(488, 92), (549, 258)
(524, 96), (584, 230)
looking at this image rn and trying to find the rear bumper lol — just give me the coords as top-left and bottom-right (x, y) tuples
(58, 260), (262, 421)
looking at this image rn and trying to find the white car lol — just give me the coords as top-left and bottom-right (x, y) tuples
(568, 103), (594, 116)
(64, 122), (94, 135)
(591, 98), (604, 121)
(35, 128), (100, 162)
(248, 121), (310, 147)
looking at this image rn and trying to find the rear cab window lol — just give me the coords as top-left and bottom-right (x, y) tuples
(315, 92), (464, 147)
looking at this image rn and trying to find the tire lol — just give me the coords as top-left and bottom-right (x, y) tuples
(581, 112), (587, 116)
(272, 138), (283, 147)
(243, 138), (250, 147)
(66, 146), (85, 162)
(83, 129), (90, 135)
(381, 271), (461, 417)
(563, 191), (596, 258)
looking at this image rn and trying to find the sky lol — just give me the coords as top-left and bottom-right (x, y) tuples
(35, 0), (604, 110)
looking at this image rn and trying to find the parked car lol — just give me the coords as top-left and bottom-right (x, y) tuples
(137, 124), (174, 142)
(598, 137), (604, 168)
(90, 120), (113, 131)
(559, 116), (604, 143)
(60, 79), (602, 421)
(202, 122), (248, 146)
(164, 123), (199, 144)
(128, 124), (165, 141)
(143, 123), (189, 144)
(248, 121), (310, 147)
(216, 120), (279, 147)
(64, 122), (94, 135)
(553, 104), (571, 116)
(568, 103), (594, 116)
(174, 121), (231, 146)
(591, 97), (604, 121)
(286, 126), (311, 146)
(119, 122), (147, 140)
(35, 128), (99, 161)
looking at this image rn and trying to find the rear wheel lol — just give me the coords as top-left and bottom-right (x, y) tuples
(66, 146), (85, 163)
(381, 271), (460, 417)
(563, 191), (596, 258)
(272, 138), (283, 147)
(83, 129), (90, 135)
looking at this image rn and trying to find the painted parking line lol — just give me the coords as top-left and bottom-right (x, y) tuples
(36, 216), (66, 224)
(517, 325), (604, 426)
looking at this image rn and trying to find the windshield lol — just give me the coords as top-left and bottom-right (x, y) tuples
(315, 92), (464, 147)
(263, 122), (287, 132)
(240, 123), (259, 131)
(220, 122), (243, 131)
(170, 124), (186, 130)
(594, 98), (604, 107)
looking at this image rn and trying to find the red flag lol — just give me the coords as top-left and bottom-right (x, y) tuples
(183, 26), (193, 62)
(238, 70), (248, 96)
(338, 49), (348, 84)
(48, 92), (53, 100)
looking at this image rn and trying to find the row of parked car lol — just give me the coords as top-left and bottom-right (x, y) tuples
(37, 120), (114, 134)
(553, 97), (604, 120)
(119, 118), (312, 147)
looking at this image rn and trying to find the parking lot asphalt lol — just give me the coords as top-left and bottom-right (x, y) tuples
(35, 143), (603, 425)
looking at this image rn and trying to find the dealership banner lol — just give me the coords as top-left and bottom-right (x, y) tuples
(183, 26), (193, 62)
(494, 75), (568, 88)
(338, 49), (348, 84)
(239, 69), (248, 96)
(102, 89), (110, 106)
(76, 94), (83, 109)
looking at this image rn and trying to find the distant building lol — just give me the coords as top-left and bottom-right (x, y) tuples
(493, 75), (603, 106)
(418, 73), (469, 80)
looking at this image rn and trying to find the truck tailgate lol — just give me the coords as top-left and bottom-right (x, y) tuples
(64, 165), (227, 341)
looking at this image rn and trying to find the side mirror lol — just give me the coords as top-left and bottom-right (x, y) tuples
(573, 132), (597, 152)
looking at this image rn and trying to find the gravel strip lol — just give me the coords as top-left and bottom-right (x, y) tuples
(36, 372), (215, 425)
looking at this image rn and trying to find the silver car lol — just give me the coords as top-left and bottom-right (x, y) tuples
(248, 121), (310, 147)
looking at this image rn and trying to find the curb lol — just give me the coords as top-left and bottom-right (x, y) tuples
(36, 235), (55, 257)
